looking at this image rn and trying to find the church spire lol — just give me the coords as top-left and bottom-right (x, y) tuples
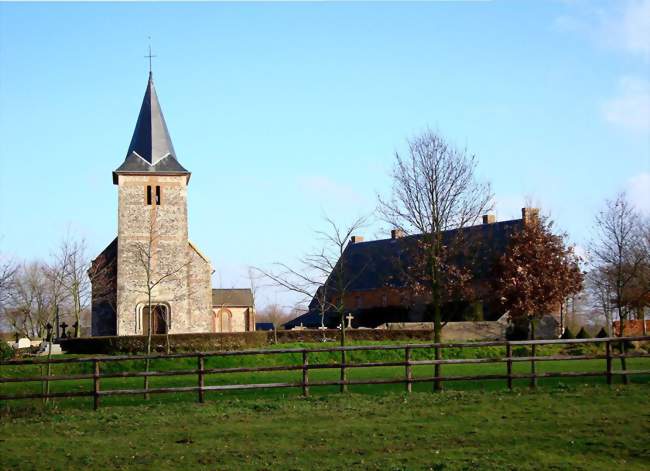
(126, 73), (176, 165)
(113, 73), (189, 184)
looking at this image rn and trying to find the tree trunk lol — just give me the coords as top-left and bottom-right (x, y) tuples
(433, 303), (442, 391)
(145, 293), (152, 400)
(618, 306), (628, 385)
(340, 311), (347, 392)
(530, 318), (536, 340)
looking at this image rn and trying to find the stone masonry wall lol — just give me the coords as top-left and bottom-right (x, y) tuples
(115, 175), (212, 335)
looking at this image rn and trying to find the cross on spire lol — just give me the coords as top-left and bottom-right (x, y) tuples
(145, 39), (156, 74)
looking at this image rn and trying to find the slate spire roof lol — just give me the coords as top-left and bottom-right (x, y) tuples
(113, 73), (190, 184)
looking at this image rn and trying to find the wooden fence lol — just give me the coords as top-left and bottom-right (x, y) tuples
(1, 336), (649, 410)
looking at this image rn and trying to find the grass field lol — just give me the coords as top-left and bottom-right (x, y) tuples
(1, 341), (649, 470)
(1, 340), (649, 409)
(1, 385), (649, 470)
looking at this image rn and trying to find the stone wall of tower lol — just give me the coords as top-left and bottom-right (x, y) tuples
(115, 174), (212, 335)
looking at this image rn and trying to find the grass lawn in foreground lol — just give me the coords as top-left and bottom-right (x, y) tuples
(1, 341), (648, 409)
(1, 385), (649, 470)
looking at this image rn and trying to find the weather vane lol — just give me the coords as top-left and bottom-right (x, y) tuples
(145, 37), (156, 74)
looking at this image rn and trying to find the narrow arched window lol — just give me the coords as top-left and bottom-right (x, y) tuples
(146, 185), (152, 205)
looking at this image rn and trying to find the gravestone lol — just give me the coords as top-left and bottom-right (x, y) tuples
(16, 337), (31, 349)
(45, 323), (53, 342)
(36, 342), (62, 356)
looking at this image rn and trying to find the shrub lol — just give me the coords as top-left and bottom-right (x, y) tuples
(596, 327), (609, 338)
(506, 321), (529, 341)
(575, 327), (590, 339)
(0, 340), (14, 361)
(61, 332), (269, 355)
(561, 328), (575, 339)
(60, 330), (454, 355)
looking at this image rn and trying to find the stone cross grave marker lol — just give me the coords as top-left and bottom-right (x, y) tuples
(346, 313), (354, 329)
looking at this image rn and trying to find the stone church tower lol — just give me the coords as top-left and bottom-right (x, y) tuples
(90, 73), (213, 336)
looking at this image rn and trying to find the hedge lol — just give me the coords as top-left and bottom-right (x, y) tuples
(561, 328), (575, 340)
(60, 329), (447, 355)
(576, 327), (591, 339)
(0, 341), (14, 361)
(60, 332), (269, 355)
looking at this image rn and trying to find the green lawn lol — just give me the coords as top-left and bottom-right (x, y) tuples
(1, 341), (648, 409)
(1, 386), (649, 470)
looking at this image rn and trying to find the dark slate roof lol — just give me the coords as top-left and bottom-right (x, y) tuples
(255, 322), (275, 331)
(89, 237), (118, 271)
(212, 289), (254, 307)
(113, 73), (190, 184)
(328, 219), (524, 293)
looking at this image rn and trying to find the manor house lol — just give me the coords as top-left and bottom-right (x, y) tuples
(284, 209), (559, 335)
(90, 73), (255, 336)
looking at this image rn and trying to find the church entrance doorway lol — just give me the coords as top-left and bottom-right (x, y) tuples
(143, 304), (168, 335)
(214, 309), (232, 333)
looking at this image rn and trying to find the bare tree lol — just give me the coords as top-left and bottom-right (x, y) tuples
(591, 193), (647, 332)
(247, 267), (259, 331)
(256, 303), (291, 343)
(256, 214), (369, 391)
(590, 192), (648, 381)
(9, 262), (51, 338)
(126, 206), (192, 396)
(59, 236), (90, 338)
(45, 244), (71, 339)
(587, 266), (616, 335)
(128, 207), (190, 355)
(0, 250), (17, 333)
(378, 129), (493, 345)
(0, 252), (17, 311)
(257, 214), (369, 333)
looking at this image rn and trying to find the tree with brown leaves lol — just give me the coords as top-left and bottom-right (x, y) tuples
(493, 216), (583, 339)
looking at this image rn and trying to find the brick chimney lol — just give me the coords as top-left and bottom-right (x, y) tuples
(521, 207), (540, 225)
(391, 229), (405, 239)
(482, 214), (496, 224)
(350, 235), (364, 244)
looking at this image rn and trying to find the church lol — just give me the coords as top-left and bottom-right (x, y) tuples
(89, 73), (255, 336)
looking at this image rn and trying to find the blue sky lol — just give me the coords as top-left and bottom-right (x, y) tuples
(0, 1), (648, 309)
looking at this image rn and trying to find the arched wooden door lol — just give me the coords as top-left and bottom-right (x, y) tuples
(143, 305), (168, 335)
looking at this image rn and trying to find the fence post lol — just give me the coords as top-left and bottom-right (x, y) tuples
(93, 359), (100, 411)
(144, 357), (150, 400)
(530, 343), (537, 389)
(434, 344), (442, 392)
(302, 351), (309, 397)
(197, 355), (205, 403)
(619, 338), (629, 385)
(606, 340), (612, 386)
(405, 347), (412, 393)
(506, 343), (513, 390)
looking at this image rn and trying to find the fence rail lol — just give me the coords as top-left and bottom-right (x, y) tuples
(1, 336), (649, 409)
